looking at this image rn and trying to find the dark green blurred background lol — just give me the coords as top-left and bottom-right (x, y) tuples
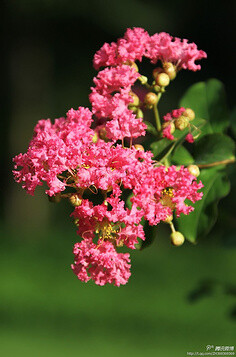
(1, 1), (236, 356)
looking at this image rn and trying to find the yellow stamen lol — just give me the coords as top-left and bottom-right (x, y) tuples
(160, 187), (175, 210)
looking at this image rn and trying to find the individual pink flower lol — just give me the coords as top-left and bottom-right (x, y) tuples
(117, 27), (150, 63)
(163, 107), (186, 121)
(93, 27), (150, 70)
(105, 108), (147, 141)
(91, 64), (140, 96)
(71, 239), (131, 286)
(146, 32), (207, 71)
(162, 124), (175, 140)
(185, 133), (194, 143)
(93, 42), (119, 70)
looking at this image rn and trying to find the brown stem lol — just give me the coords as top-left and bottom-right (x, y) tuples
(197, 158), (235, 168)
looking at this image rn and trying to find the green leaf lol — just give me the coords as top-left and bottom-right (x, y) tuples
(144, 121), (158, 136)
(193, 133), (235, 165)
(150, 138), (175, 159)
(180, 79), (230, 134)
(230, 107), (236, 139)
(171, 145), (194, 165)
(176, 167), (231, 242)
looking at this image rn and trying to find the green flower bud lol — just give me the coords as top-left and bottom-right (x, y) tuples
(134, 144), (145, 151)
(156, 72), (170, 87)
(139, 75), (148, 85)
(129, 91), (140, 106)
(170, 231), (185, 246)
(187, 164), (200, 177)
(162, 121), (175, 134)
(152, 67), (163, 79)
(174, 116), (189, 131)
(128, 105), (138, 112)
(183, 108), (195, 121)
(69, 194), (83, 207)
(153, 85), (161, 92)
(163, 62), (176, 80)
(92, 132), (98, 143)
(136, 108), (144, 118)
(144, 92), (158, 106)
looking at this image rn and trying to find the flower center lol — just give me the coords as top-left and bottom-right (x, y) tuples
(160, 187), (175, 209)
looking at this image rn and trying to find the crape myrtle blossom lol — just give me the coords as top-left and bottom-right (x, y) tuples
(132, 165), (203, 226)
(146, 32), (207, 71)
(163, 107), (186, 122)
(13, 107), (94, 196)
(162, 124), (175, 140)
(90, 64), (147, 140)
(93, 27), (150, 70)
(71, 197), (145, 249)
(93, 28), (207, 72)
(13, 27), (207, 286)
(71, 239), (131, 287)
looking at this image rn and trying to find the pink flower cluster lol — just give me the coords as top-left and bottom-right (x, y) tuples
(13, 108), (203, 285)
(94, 28), (207, 71)
(72, 240), (131, 287)
(13, 28), (206, 286)
(13, 107), (94, 196)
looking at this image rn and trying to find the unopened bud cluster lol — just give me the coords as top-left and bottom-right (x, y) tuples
(162, 107), (196, 141)
(152, 62), (177, 91)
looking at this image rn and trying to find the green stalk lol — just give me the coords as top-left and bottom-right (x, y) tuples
(153, 93), (162, 133)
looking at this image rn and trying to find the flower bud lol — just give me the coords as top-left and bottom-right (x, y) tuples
(162, 121), (175, 134)
(136, 108), (144, 118)
(170, 231), (185, 246)
(156, 72), (170, 87)
(128, 105), (138, 113)
(153, 85), (161, 92)
(69, 194), (83, 207)
(139, 75), (148, 85)
(174, 116), (189, 131)
(134, 144), (145, 151)
(183, 108), (195, 121)
(153, 67), (163, 79)
(163, 62), (176, 80)
(187, 164), (200, 177)
(92, 132), (98, 143)
(129, 91), (140, 107)
(144, 92), (158, 106)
